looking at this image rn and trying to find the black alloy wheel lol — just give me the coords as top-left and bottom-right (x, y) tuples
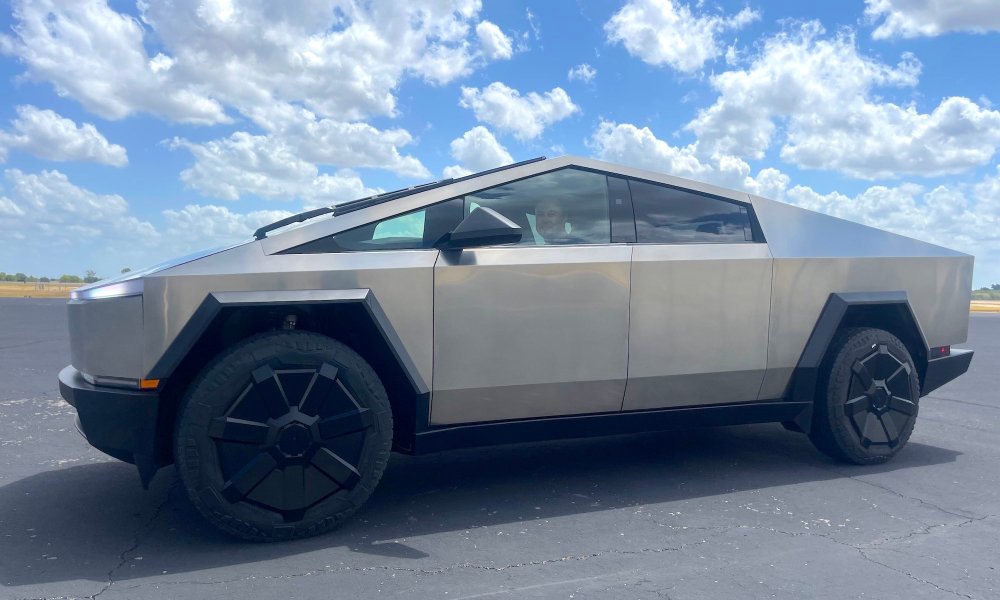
(809, 327), (920, 465)
(842, 345), (917, 449)
(175, 331), (392, 541)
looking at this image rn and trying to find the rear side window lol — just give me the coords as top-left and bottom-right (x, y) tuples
(629, 180), (752, 244)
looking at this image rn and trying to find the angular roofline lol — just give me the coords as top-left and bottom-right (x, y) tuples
(258, 155), (756, 254)
(331, 156), (548, 217)
(556, 155), (751, 203)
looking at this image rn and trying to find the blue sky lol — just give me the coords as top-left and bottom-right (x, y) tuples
(1, 0), (999, 286)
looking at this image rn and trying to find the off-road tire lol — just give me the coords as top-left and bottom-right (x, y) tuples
(174, 331), (392, 541)
(809, 327), (920, 465)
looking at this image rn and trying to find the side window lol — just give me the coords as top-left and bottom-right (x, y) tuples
(372, 211), (424, 240)
(464, 168), (610, 245)
(286, 198), (463, 253)
(629, 180), (752, 244)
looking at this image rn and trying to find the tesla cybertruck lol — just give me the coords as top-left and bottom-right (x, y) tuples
(59, 156), (974, 540)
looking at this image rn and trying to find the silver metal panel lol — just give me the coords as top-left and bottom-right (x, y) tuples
(141, 244), (437, 390)
(261, 156), (753, 254)
(210, 288), (370, 305)
(623, 244), (772, 410)
(431, 245), (631, 425)
(432, 380), (626, 424)
(68, 295), (143, 379)
(750, 194), (969, 259)
(750, 193), (973, 399)
(758, 256), (974, 399)
(627, 371), (768, 409)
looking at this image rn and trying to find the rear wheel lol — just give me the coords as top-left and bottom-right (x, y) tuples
(174, 331), (392, 541)
(809, 327), (920, 465)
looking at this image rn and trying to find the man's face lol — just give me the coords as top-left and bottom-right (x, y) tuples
(535, 200), (566, 240)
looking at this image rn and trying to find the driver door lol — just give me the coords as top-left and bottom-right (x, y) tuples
(430, 168), (631, 425)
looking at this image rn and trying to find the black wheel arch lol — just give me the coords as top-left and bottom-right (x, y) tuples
(784, 291), (929, 434)
(151, 290), (428, 473)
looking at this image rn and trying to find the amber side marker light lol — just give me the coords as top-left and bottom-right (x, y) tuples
(139, 379), (161, 390)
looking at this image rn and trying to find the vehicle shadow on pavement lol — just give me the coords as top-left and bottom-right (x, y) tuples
(0, 423), (961, 587)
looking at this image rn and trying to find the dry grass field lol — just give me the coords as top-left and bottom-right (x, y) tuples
(971, 300), (1000, 313)
(0, 282), (80, 298)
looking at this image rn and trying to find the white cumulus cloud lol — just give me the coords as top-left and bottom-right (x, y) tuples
(0, 0), (228, 124)
(171, 132), (376, 206)
(459, 82), (579, 141)
(0, 168), (158, 275)
(687, 22), (1000, 179)
(589, 120), (789, 199)
(785, 180), (999, 274)
(568, 63), (597, 83)
(162, 204), (293, 247)
(588, 119), (1000, 284)
(605, 0), (759, 74)
(241, 104), (430, 178)
(0, 0), (508, 124)
(476, 20), (513, 60)
(443, 126), (513, 177)
(0, 105), (127, 166)
(866, 0), (1000, 39)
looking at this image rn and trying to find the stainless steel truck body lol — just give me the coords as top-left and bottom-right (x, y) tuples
(59, 156), (974, 540)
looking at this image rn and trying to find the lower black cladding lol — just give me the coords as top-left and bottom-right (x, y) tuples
(60, 359), (813, 480)
(58, 366), (162, 487)
(921, 349), (974, 396)
(411, 400), (812, 454)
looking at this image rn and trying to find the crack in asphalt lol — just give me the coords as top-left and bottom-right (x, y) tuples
(855, 549), (976, 599)
(763, 519), (994, 599)
(84, 483), (177, 600)
(834, 469), (984, 522)
(918, 415), (993, 433)
(104, 513), (999, 597)
(16, 596), (94, 600)
(927, 395), (1000, 411)
(111, 536), (721, 591)
(17, 507), (993, 599)
(862, 514), (993, 549)
(0, 337), (65, 351)
(640, 516), (994, 599)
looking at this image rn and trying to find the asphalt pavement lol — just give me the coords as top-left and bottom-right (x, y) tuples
(1, 298), (997, 599)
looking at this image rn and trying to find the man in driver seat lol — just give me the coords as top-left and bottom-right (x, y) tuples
(534, 198), (587, 244)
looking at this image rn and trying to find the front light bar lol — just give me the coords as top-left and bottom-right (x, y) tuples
(70, 278), (143, 301)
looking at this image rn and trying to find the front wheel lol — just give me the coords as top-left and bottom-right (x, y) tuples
(174, 331), (393, 541)
(809, 327), (920, 465)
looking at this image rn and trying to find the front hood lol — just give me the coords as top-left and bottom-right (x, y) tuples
(73, 240), (252, 298)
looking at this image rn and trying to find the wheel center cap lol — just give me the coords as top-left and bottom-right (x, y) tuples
(277, 423), (312, 457)
(871, 388), (890, 412)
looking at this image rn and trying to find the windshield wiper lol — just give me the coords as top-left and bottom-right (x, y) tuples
(253, 206), (335, 240)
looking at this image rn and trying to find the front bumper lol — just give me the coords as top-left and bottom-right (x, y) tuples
(921, 349), (974, 396)
(58, 365), (163, 487)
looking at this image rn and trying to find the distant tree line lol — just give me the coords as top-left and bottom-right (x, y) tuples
(972, 284), (1000, 301)
(0, 267), (131, 284)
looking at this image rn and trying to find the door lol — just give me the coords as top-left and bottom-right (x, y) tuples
(622, 179), (773, 411)
(431, 168), (631, 425)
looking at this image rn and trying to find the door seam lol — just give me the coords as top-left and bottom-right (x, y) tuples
(619, 245), (634, 411)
